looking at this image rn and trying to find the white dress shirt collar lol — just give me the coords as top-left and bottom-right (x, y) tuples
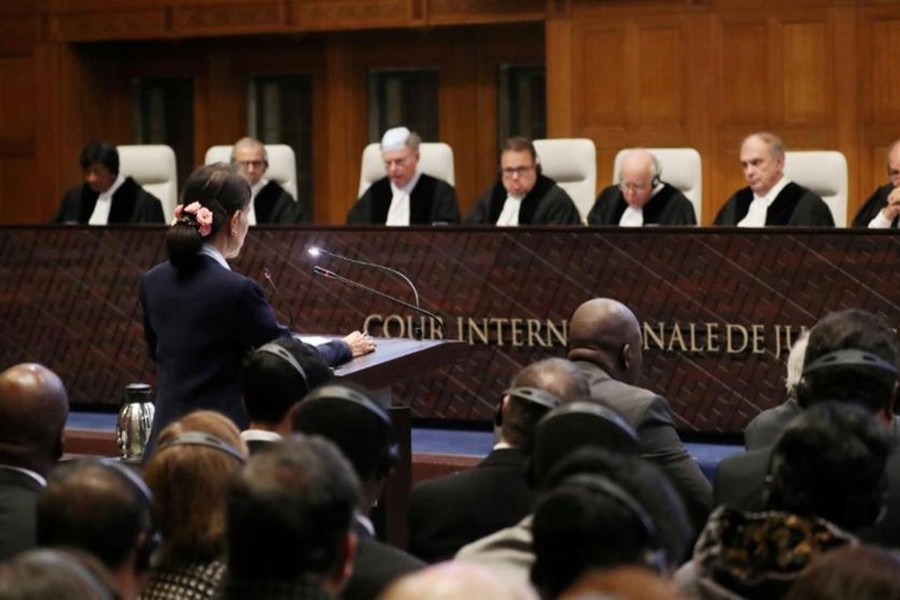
(738, 176), (791, 228)
(200, 243), (231, 270)
(88, 173), (127, 225)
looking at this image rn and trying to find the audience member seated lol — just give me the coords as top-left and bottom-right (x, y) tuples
(676, 402), (890, 600)
(456, 401), (683, 584)
(588, 149), (697, 226)
(380, 562), (538, 600)
(713, 308), (900, 547)
(567, 297), (712, 532)
(292, 383), (424, 600)
(240, 337), (333, 452)
(0, 548), (118, 600)
(0, 363), (68, 562)
(140, 411), (248, 600)
(36, 459), (160, 600)
(853, 139), (900, 229)
(785, 545), (900, 600)
(713, 133), (834, 227)
(743, 331), (808, 450)
(348, 127), (460, 225)
(466, 137), (581, 226)
(54, 141), (165, 225)
(218, 435), (359, 600)
(230, 137), (304, 224)
(531, 448), (693, 599)
(407, 358), (588, 563)
(560, 566), (687, 600)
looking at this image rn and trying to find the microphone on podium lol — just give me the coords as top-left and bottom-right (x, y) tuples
(309, 247), (443, 340)
(262, 267), (295, 330)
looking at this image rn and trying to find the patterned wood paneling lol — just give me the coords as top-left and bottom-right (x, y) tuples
(781, 21), (829, 126)
(1, 227), (897, 435)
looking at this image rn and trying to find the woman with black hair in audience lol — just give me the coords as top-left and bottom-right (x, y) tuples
(140, 164), (374, 449)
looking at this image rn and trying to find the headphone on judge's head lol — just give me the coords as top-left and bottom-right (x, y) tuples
(256, 342), (310, 390)
(552, 472), (668, 574)
(795, 348), (900, 408)
(297, 383), (400, 480)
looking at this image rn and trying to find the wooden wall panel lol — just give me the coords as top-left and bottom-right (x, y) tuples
(636, 26), (685, 128)
(782, 22), (828, 126)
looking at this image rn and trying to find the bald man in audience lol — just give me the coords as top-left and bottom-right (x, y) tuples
(566, 298), (712, 531)
(853, 139), (900, 228)
(231, 137), (304, 224)
(714, 132), (834, 226)
(0, 363), (68, 561)
(588, 149), (696, 226)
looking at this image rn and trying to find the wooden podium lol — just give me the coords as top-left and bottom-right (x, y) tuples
(333, 337), (467, 547)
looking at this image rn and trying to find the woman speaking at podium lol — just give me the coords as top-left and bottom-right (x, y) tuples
(140, 163), (374, 447)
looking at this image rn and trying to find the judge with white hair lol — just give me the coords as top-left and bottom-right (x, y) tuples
(347, 126), (460, 225)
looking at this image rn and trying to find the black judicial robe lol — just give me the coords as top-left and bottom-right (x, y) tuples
(347, 174), (460, 225)
(465, 175), (582, 225)
(54, 177), (165, 224)
(588, 182), (697, 226)
(713, 182), (834, 227)
(852, 183), (899, 228)
(255, 181), (304, 224)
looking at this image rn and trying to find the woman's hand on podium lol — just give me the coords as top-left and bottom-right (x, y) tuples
(344, 330), (376, 357)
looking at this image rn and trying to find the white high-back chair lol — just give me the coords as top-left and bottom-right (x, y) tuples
(613, 148), (703, 222)
(204, 144), (298, 200)
(117, 144), (178, 218)
(783, 151), (848, 226)
(357, 142), (455, 197)
(533, 138), (597, 221)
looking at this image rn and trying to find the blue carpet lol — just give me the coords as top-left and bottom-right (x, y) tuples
(68, 412), (743, 479)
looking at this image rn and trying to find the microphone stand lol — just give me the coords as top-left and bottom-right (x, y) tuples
(313, 266), (443, 340)
(310, 247), (421, 310)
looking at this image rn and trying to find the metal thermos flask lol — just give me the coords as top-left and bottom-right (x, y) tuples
(116, 383), (155, 461)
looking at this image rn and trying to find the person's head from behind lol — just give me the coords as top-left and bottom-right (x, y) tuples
(241, 338), (333, 432)
(0, 363), (68, 477)
(785, 545), (900, 600)
(231, 137), (268, 187)
(380, 127), (421, 189)
(498, 358), (589, 452)
(567, 298), (644, 385)
(291, 383), (398, 510)
(0, 548), (119, 600)
(166, 163), (252, 269)
(531, 448), (692, 598)
(798, 309), (899, 417)
(381, 562), (538, 600)
(224, 435), (359, 594)
(765, 402), (891, 531)
(80, 142), (119, 194)
(36, 459), (158, 598)
(500, 137), (540, 198)
(142, 410), (247, 566)
(618, 149), (662, 210)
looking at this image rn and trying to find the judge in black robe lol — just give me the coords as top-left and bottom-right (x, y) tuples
(253, 180), (304, 224)
(589, 182), (696, 226)
(466, 175), (581, 225)
(347, 173), (460, 225)
(55, 177), (165, 224)
(714, 182), (834, 227)
(853, 183), (900, 228)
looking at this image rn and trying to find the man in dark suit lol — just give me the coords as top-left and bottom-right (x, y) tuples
(714, 132), (834, 227)
(713, 309), (900, 546)
(231, 137), (305, 224)
(588, 149), (696, 226)
(54, 141), (165, 225)
(852, 139), (900, 228)
(0, 363), (68, 562)
(407, 358), (589, 563)
(292, 383), (424, 600)
(239, 337), (333, 453)
(348, 127), (460, 225)
(566, 298), (712, 533)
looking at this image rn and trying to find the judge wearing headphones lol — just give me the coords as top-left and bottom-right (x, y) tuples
(588, 149), (697, 226)
(466, 137), (581, 226)
(231, 137), (304, 224)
